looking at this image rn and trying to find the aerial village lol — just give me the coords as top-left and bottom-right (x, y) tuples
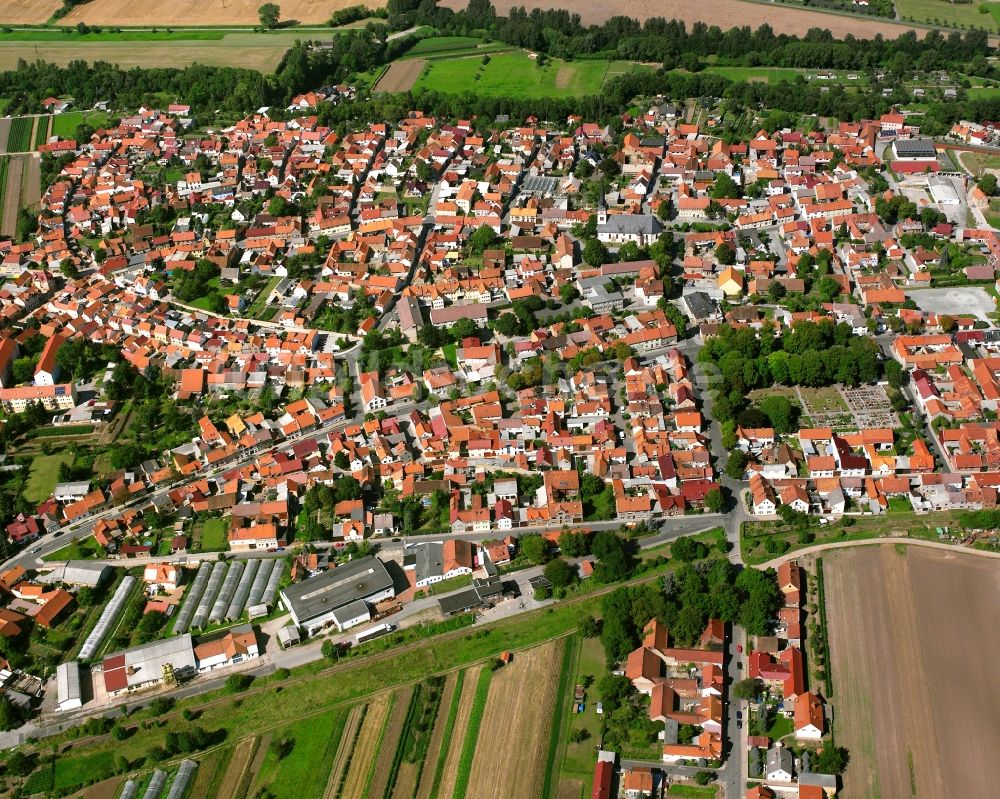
(0, 93), (999, 796)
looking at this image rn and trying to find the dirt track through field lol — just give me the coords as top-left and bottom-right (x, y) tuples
(322, 704), (365, 799)
(466, 641), (562, 799)
(340, 693), (393, 799)
(2, 156), (24, 238)
(825, 546), (1000, 799)
(415, 672), (457, 799)
(374, 59), (427, 93)
(442, 0), (937, 40)
(436, 664), (483, 799)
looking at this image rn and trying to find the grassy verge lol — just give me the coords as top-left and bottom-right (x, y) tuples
(0, 156), (9, 211)
(451, 667), (492, 799)
(815, 557), (833, 698)
(28, 424), (95, 438)
(542, 635), (575, 799)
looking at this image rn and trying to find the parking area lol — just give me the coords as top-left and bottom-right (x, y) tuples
(907, 286), (996, 323)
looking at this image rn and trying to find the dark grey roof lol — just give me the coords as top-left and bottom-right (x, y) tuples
(598, 214), (661, 236)
(892, 138), (936, 158)
(683, 291), (717, 320)
(280, 556), (393, 624)
(437, 587), (483, 615)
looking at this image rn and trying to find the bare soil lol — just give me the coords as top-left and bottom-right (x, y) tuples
(374, 59), (426, 93)
(441, 0), (934, 39)
(825, 546), (1000, 799)
(0, 119), (10, 154)
(436, 664), (483, 799)
(466, 641), (562, 799)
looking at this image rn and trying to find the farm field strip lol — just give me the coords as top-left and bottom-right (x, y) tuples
(0, 0), (59, 24)
(5, 116), (32, 152)
(0, 118), (9, 153)
(339, 693), (393, 799)
(186, 745), (233, 799)
(466, 641), (563, 799)
(367, 686), (412, 799)
(416, 672), (458, 799)
(373, 58), (427, 93)
(0, 156), (24, 236)
(826, 546), (1000, 799)
(451, 667), (493, 799)
(251, 707), (351, 799)
(434, 665), (482, 799)
(214, 733), (259, 799)
(322, 704), (366, 799)
(57, 0), (378, 27)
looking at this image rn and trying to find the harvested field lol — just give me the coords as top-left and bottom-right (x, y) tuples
(0, 118), (9, 154)
(322, 703), (366, 799)
(23, 153), (41, 209)
(441, 0), (929, 39)
(414, 672), (457, 799)
(368, 686), (413, 799)
(186, 746), (233, 799)
(59, 0), (378, 26)
(466, 641), (563, 799)
(216, 734), (261, 799)
(435, 664), (483, 799)
(373, 58), (427, 93)
(2, 156), (24, 239)
(340, 693), (393, 799)
(825, 546), (1000, 799)
(79, 776), (123, 799)
(0, 0), (60, 24)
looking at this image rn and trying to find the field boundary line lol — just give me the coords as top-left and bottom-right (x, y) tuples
(427, 669), (464, 799)
(757, 536), (1000, 570)
(543, 635), (577, 799)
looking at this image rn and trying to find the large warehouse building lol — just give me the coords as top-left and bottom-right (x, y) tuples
(102, 636), (197, 697)
(280, 556), (395, 636)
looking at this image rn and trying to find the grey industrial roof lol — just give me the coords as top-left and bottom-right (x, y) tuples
(39, 561), (111, 587)
(437, 587), (483, 615)
(414, 542), (444, 584)
(56, 661), (81, 705)
(280, 556), (394, 624)
(893, 138), (937, 157)
(331, 599), (371, 627)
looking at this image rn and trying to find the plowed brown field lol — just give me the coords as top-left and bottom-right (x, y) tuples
(825, 546), (1000, 799)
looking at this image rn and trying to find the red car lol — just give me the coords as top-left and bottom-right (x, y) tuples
(736, 645), (743, 654)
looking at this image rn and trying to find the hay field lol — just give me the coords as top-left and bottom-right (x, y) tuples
(825, 546), (1000, 799)
(441, 0), (927, 39)
(58, 0), (378, 26)
(374, 59), (427, 93)
(466, 641), (563, 799)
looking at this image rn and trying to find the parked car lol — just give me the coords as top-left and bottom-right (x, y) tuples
(736, 644), (743, 654)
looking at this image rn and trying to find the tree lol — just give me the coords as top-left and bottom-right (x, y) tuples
(704, 488), (723, 513)
(272, 737), (294, 760)
(582, 239), (608, 268)
(817, 276), (841, 302)
(258, 3), (281, 28)
(60, 258), (79, 279)
(715, 241), (736, 265)
(4, 749), (32, 776)
(979, 172), (998, 196)
(813, 745), (850, 775)
(517, 533), (549, 564)
(725, 450), (749, 480)
(559, 283), (580, 304)
(580, 615), (601, 638)
(467, 224), (500, 255)
(671, 535), (709, 562)
(592, 531), (636, 582)
(543, 557), (577, 588)
(733, 678), (763, 701)
(758, 395), (796, 433)
(225, 673), (254, 693)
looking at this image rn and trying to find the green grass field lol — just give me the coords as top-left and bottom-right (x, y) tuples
(51, 110), (114, 139)
(414, 53), (617, 98)
(251, 707), (349, 798)
(405, 36), (484, 56)
(197, 517), (228, 551)
(704, 66), (804, 83)
(0, 156), (9, 212)
(552, 635), (607, 791)
(901, 0), (998, 29)
(34, 115), (50, 148)
(24, 453), (71, 503)
(5, 116), (32, 152)
(42, 535), (104, 561)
